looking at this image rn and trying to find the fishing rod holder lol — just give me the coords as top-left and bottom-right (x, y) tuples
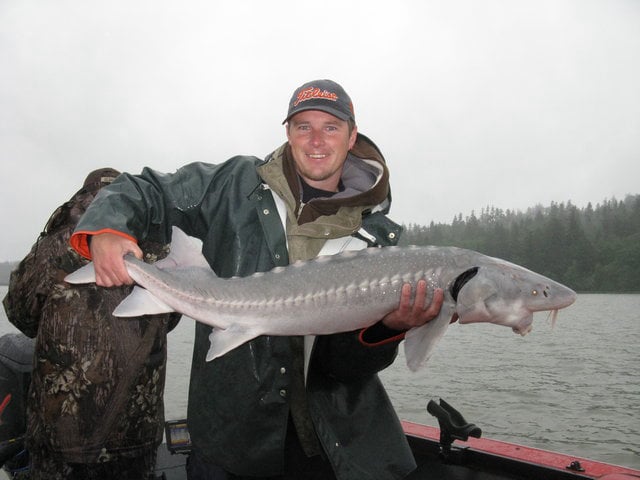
(427, 398), (482, 462)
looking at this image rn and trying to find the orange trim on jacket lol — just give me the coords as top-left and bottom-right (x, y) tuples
(358, 326), (406, 347)
(70, 229), (138, 259)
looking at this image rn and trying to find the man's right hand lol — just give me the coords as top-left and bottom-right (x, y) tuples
(89, 233), (143, 287)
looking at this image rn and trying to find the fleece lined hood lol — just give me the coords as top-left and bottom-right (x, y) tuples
(258, 133), (391, 226)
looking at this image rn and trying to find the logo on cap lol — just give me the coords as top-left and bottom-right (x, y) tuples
(293, 87), (339, 107)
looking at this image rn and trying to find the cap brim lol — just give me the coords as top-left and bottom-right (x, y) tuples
(282, 105), (351, 124)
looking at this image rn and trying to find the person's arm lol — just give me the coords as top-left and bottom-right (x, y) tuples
(70, 168), (174, 261)
(70, 162), (223, 286)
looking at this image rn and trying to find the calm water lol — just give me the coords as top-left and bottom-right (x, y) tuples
(1, 288), (638, 470)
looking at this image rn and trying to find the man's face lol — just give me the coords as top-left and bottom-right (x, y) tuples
(286, 110), (357, 192)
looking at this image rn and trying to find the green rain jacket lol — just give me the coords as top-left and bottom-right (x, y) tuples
(71, 134), (416, 480)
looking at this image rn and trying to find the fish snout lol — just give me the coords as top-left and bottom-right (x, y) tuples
(529, 282), (577, 311)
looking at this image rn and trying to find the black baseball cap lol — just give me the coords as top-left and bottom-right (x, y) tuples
(283, 79), (355, 124)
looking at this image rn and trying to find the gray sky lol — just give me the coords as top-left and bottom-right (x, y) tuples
(1, 0), (639, 261)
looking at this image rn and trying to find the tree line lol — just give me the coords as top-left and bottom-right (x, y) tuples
(400, 195), (640, 293)
(2, 195), (639, 292)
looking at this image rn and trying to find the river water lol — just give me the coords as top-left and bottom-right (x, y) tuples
(1, 288), (638, 470)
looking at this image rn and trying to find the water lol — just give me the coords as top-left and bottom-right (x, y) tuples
(1, 288), (638, 471)
(379, 293), (640, 469)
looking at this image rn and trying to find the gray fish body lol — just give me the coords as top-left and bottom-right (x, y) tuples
(66, 227), (577, 371)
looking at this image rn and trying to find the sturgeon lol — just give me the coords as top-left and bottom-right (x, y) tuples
(66, 227), (577, 371)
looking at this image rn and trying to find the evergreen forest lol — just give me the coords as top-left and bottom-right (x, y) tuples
(400, 195), (640, 293)
(2, 196), (639, 292)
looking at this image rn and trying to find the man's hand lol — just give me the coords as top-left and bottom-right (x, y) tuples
(89, 233), (143, 287)
(382, 280), (444, 331)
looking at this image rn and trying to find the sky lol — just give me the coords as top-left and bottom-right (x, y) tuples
(1, 0), (639, 261)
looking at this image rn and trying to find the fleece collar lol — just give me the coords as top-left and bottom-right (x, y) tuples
(258, 133), (391, 226)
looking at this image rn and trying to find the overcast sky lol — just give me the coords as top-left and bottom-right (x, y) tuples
(1, 0), (639, 261)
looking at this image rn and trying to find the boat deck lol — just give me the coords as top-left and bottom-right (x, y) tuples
(154, 421), (640, 480)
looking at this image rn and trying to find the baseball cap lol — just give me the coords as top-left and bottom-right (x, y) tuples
(83, 168), (120, 189)
(283, 79), (355, 124)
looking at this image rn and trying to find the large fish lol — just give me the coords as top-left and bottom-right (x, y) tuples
(66, 227), (577, 371)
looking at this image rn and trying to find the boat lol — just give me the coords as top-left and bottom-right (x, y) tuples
(2, 333), (639, 479)
(152, 398), (640, 480)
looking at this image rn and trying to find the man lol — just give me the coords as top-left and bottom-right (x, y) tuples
(70, 80), (444, 480)
(3, 168), (179, 480)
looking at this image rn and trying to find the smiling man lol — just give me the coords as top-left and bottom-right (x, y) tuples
(286, 109), (357, 190)
(284, 80), (358, 192)
(70, 79), (444, 480)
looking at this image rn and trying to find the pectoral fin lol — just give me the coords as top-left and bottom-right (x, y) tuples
(206, 326), (260, 361)
(403, 309), (454, 371)
(113, 286), (175, 316)
(64, 263), (96, 284)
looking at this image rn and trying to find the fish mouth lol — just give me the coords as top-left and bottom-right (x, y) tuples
(506, 310), (535, 336)
(512, 322), (533, 336)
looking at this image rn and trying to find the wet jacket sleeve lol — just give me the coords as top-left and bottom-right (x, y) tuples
(71, 161), (244, 258)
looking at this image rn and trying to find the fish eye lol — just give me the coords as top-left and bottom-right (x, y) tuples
(532, 289), (538, 296)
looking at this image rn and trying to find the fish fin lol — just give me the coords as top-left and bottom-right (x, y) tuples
(303, 335), (316, 385)
(64, 263), (96, 284)
(113, 286), (175, 317)
(156, 227), (210, 270)
(206, 326), (259, 361)
(403, 310), (454, 371)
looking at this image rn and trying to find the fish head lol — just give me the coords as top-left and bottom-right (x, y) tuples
(452, 260), (577, 335)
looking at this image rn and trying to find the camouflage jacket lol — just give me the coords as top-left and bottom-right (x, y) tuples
(3, 179), (180, 463)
